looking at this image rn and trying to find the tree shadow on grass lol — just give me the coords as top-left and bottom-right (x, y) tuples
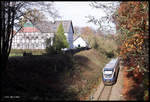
(2, 54), (90, 101)
(73, 55), (94, 71)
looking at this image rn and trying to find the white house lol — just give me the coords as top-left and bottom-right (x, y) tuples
(12, 20), (74, 50)
(73, 36), (89, 48)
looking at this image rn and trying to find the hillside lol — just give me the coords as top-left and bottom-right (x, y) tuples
(71, 49), (110, 100)
(2, 49), (110, 101)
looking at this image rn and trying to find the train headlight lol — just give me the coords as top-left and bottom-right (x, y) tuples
(109, 78), (113, 82)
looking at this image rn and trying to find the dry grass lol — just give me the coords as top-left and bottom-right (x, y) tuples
(72, 49), (110, 100)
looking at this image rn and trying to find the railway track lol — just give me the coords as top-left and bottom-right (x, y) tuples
(91, 58), (122, 101)
(97, 59), (123, 100)
(97, 85), (113, 100)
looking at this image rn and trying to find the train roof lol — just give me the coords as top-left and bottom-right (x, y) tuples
(104, 64), (115, 69)
(104, 58), (119, 69)
(109, 58), (118, 63)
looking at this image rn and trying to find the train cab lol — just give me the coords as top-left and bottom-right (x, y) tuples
(102, 58), (119, 85)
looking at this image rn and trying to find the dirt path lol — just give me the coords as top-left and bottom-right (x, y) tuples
(90, 60), (125, 101)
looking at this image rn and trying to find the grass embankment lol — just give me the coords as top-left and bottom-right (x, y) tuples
(2, 49), (109, 101)
(69, 49), (110, 100)
(9, 49), (45, 56)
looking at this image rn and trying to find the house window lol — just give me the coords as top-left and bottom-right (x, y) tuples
(25, 44), (28, 49)
(31, 44), (34, 49)
(26, 36), (29, 39)
(35, 36), (38, 39)
(36, 44), (39, 47)
(17, 44), (20, 47)
(41, 36), (44, 39)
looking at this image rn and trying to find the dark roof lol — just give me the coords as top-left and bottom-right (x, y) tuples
(73, 35), (80, 41)
(32, 20), (74, 33)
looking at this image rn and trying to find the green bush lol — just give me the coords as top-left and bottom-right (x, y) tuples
(53, 22), (69, 51)
(45, 46), (56, 55)
(45, 22), (69, 55)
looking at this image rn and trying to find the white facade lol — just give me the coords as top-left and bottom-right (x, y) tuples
(12, 20), (74, 50)
(12, 32), (54, 50)
(12, 31), (73, 50)
(73, 37), (88, 48)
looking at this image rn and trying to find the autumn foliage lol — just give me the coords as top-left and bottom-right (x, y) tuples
(114, 1), (149, 100)
(81, 26), (95, 35)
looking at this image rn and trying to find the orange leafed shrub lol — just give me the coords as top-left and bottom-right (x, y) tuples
(114, 1), (149, 100)
(115, 1), (149, 71)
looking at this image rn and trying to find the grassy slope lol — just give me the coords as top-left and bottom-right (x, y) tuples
(73, 49), (110, 100)
(2, 49), (110, 101)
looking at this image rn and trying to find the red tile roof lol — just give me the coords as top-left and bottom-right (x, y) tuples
(18, 27), (40, 33)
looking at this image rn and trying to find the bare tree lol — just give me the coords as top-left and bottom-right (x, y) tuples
(81, 26), (95, 35)
(0, 1), (60, 73)
(19, 9), (48, 26)
(95, 29), (104, 36)
(74, 26), (81, 34)
(86, 1), (120, 34)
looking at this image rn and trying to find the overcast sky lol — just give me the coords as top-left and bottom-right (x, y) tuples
(52, 2), (107, 30)
(23, 1), (119, 34)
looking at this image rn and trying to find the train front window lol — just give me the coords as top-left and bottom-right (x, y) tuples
(103, 69), (113, 78)
(104, 68), (114, 71)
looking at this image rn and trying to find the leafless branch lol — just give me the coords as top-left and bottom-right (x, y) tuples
(87, 1), (121, 34)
